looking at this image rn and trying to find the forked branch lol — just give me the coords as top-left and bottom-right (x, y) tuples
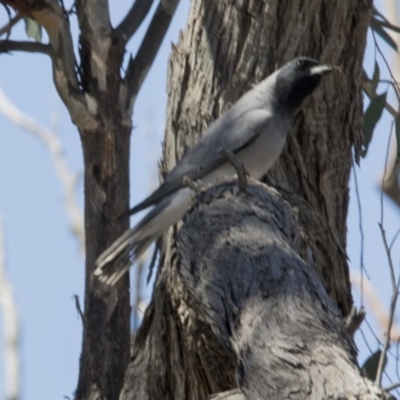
(124, 0), (180, 105)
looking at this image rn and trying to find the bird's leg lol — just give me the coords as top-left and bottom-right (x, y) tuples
(219, 148), (249, 192)
(183, 176), (206, 194)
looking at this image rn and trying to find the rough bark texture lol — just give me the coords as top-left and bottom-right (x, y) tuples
(122, 0), (373, 399)
(178, 180), (390, 399)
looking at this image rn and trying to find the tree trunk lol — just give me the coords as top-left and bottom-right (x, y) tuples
(180, 180), (388, 399)
(122, 0), (373, 399)
(75, 121), (131, 399)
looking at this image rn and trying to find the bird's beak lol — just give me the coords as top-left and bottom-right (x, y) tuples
(309, 64), (334, 76)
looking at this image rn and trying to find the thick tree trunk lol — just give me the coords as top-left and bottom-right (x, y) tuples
(180, 180), (388, 399)
(122, 0), (373, 399)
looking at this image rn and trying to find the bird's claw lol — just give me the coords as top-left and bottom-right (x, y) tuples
(219, 148), (249, 192)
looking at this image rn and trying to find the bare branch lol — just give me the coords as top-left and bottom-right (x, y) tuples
(0, 220), (21, 400)
(0, 39), (51, 55)
(384, 381), (400, 392)
(124, 0), (180, 106)
(0, 86), (85, 247)
(116, 0), (154, 43)
(352, 159), (369, 306)
(2, 0), (97, 130)
(73, 295), (85, 324)
(0, 14), (22, 38)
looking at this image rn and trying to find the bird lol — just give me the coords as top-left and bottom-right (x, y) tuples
(94, 56), (333, 285)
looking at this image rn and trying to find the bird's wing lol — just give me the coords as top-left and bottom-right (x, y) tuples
(127, 108), (272, 215)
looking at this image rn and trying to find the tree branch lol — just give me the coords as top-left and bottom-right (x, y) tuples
(2, 0), (97, 131)
(0, 86), (85, 246)
(0, 14), (22, 37)
(116, 0), (154, 43)
(76, 0), (111, 33)
(124, 0), (180, 109)
(0, 39), (51, 55)
(0, 220), (21, 400)
(176, 181), (387, 399)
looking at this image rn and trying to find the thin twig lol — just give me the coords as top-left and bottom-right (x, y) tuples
(376, 126), (399, 387)
(372, 30), (400, 100)
(0, 219), (21, 400)
(0, 14), (22, 38)
(384, 381), (400, 392)
(359, 327), (376, 355)
(390, 227), (400, 250)
(352, 159), (369, 301)
(73, 295), (85, 323)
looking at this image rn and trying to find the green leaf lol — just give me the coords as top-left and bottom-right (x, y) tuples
(395, 113), (400, 159)
(362, 91), (387, 157)
(371, 22), (398, 51)
(24, 18), (42, 43)
(371, 61), (380, 93)
(362, 350), (386, 381)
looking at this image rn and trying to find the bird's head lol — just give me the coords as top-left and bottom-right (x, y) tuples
(275, 57), (333, 112)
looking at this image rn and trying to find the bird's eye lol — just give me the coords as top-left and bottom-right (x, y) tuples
(296, 60), (307, 69)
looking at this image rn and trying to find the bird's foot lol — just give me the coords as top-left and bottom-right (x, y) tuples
(183, 176), (206, 194)
(219, 148), (249, 192)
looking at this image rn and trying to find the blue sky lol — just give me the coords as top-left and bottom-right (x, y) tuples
(0, 1), (399, 398)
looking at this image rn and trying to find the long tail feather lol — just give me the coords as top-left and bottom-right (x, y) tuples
(94, 229), (153, 285)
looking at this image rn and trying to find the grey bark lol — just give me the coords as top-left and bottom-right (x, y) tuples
(179, 180), (389, 399)
(122, 0), (376, 399)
